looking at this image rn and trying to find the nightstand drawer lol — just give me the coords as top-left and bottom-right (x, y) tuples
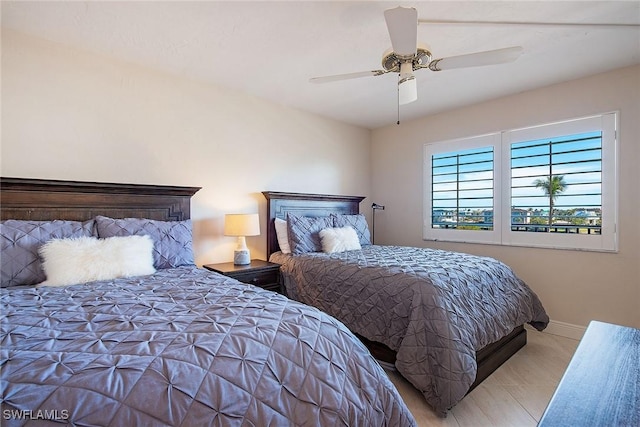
(203, 260), (283, 294)
(231, 269), (279, 288)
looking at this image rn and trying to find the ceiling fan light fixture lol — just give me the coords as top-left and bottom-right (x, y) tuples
(398, 75), (417, 105)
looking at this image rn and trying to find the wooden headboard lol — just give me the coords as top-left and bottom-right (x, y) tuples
(1, 177), (201, 221)
(262, 191), (365, 258)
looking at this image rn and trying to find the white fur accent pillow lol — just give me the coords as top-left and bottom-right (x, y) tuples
(274, 218), (291, 254)
(38, 235), (156, 287)
(319, 226), (362, 254)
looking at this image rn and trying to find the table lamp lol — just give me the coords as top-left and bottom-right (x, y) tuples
(224, 213), (260, 265)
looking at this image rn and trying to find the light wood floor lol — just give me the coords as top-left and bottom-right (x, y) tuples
(387, 327), (580, 427)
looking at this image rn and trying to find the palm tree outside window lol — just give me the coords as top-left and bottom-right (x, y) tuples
(533, 175), (568, 229)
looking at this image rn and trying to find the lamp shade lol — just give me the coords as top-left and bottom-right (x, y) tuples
(224, 213), (260, 237)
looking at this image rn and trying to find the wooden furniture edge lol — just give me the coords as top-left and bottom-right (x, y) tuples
(538, 321), (640, 426)
(1, 177), (201, 221)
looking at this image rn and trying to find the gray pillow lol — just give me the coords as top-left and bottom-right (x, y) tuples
(332, 214), (372, 246)
(95, 216), (194, 269)
(1, 219), (95, 287)
(286, 214), (334, 255)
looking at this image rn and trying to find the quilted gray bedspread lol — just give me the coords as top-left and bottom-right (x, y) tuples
(270, 245), (549, 415)
(0, 267), (416, 426)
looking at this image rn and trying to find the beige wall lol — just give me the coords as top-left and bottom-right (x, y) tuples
(3, 29), (638, 330)
(1, 30), (372, 264)
(371, 65), (640, 329)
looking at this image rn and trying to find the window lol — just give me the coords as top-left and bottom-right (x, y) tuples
(424, 113), (617, 251)
(510, 132), (602, 232)
(432, 146), (494, 231)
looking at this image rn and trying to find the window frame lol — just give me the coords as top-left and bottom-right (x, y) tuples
(423, 132), (503, 245)
(423, 112), (618, 252)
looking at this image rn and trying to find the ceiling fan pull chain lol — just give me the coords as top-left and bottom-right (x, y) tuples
(397, 80), (400, 125)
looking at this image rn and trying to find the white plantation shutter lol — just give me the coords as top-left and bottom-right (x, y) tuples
(424, 113), (617, 252)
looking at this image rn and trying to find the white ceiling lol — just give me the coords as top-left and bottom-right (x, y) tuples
(2, 1), (639, 129)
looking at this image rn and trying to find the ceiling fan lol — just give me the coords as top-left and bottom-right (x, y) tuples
(310, 6), (524, 106)
(310, 6), (639, 107)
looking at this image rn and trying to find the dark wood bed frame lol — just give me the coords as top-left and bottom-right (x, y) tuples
(0, 177), (200, 222)
(0, 179), (524, 392)
(262, 190), (527, 392)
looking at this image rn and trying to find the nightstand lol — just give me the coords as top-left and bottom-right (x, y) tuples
(203, 259), (282, 294)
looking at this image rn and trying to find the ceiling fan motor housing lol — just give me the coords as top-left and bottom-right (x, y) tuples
(382, 44), (432, 72)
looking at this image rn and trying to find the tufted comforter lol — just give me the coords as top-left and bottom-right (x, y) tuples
(0, 267), (416, 427)
(271, 245), (549, 415)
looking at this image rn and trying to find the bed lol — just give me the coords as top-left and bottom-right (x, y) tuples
(262, 191), (550, 416)
(0, 178), (416, 427)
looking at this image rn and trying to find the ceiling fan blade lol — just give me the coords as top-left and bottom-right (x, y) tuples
(384, 6), (418, 57)
(418, 19), (640, 29)
(309, 70), (387, 84)
(428, 46), (523, 71)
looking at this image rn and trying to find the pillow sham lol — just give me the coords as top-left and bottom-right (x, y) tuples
(319, 226), (362, 254)
(286, 214), (334, 255)
(1, 219), (95, 287)
(332, 214), (372, 246)
(274, 218), (291, 254)
(95, 216), (194, 269)
(38, 235), (155, 287)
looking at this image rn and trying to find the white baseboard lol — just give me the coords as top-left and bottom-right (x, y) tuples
(542, 320), (586, 340)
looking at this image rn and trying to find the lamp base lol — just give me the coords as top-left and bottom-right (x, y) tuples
(233, 249), (250, 265)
